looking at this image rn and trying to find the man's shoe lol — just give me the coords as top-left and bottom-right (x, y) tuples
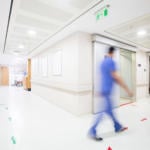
(88, 128), (103, 141)
(115, 127), (128, 133)
(88, 134), (103, 141)
(92, 136), (103, 141)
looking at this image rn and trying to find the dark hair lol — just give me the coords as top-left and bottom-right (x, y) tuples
(108, 46), (115, 54)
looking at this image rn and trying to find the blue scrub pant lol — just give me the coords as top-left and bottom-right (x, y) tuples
(90, 93), (122, 135)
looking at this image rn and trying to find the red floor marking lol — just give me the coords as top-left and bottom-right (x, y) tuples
(107, 146), (112, 150)
(120, 102), (134, 107)
(140, 118), (148, 122)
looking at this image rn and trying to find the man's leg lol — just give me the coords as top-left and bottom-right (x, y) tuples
(104, 94), (123, 132)
(88, 112), (103, 140)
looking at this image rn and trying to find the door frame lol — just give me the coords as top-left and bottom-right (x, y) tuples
(92, 35), (136, 113)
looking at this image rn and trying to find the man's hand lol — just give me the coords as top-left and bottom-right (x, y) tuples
(112, 71), (133, 97)
(127, 90), (133, 97)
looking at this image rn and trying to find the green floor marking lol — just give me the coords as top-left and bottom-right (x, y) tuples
(11, 136), (16, 144)
(8, 117), (12, 122)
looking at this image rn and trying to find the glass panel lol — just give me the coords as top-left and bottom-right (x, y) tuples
(120, 49), (136, 101)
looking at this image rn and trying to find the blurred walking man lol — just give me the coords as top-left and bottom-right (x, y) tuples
(88, 46), (133, 141)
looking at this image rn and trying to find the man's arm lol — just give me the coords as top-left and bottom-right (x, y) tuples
(111, 71), (133, 97)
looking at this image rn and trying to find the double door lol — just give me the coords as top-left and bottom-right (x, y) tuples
(93, 42), (135, 113)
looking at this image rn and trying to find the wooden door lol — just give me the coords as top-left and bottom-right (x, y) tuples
(1, 67), (9, 85)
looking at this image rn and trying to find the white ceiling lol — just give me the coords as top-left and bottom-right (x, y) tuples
(4, 0), (94, 56)
(0, 0), (12, 54)
(26, 0), (150, 56)
(106, 14), (150, 50)
(1, 0), (150, 58)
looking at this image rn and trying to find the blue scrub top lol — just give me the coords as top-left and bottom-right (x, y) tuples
(100, 57), (117, 94)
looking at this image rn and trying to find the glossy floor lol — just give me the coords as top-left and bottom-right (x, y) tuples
(0, 86), (150, 150)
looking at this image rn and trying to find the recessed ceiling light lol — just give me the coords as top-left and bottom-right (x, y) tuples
(27, 30), (37, 36)
(12, 51), (20, 55)
(137, 30), (147, 36)
(18, 44), (24, 49)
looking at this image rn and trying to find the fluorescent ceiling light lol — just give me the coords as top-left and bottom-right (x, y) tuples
(13, 51), (20, 56)
(18, 44), (24, 49)
(27, 30), (37, 36)
(137, 30), (147, 36)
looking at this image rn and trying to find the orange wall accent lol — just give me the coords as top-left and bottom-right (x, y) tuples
(23, 59), (31, 90)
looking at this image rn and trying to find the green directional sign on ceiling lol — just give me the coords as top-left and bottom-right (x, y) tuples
(96, 7), (109, 21)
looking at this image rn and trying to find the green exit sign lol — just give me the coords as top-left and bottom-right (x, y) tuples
(96, 8), (108, 20)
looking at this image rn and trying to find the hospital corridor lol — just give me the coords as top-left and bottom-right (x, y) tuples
(0, 0), (150, 150)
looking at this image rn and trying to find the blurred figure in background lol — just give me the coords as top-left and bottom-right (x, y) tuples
(88, 46), (133, 141)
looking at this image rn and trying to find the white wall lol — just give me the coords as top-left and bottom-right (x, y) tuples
(0, 68), (2, 85)
(31, 32), (150, 114)
(31, 32), (92, 115)
(136, 50), (149, 99)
